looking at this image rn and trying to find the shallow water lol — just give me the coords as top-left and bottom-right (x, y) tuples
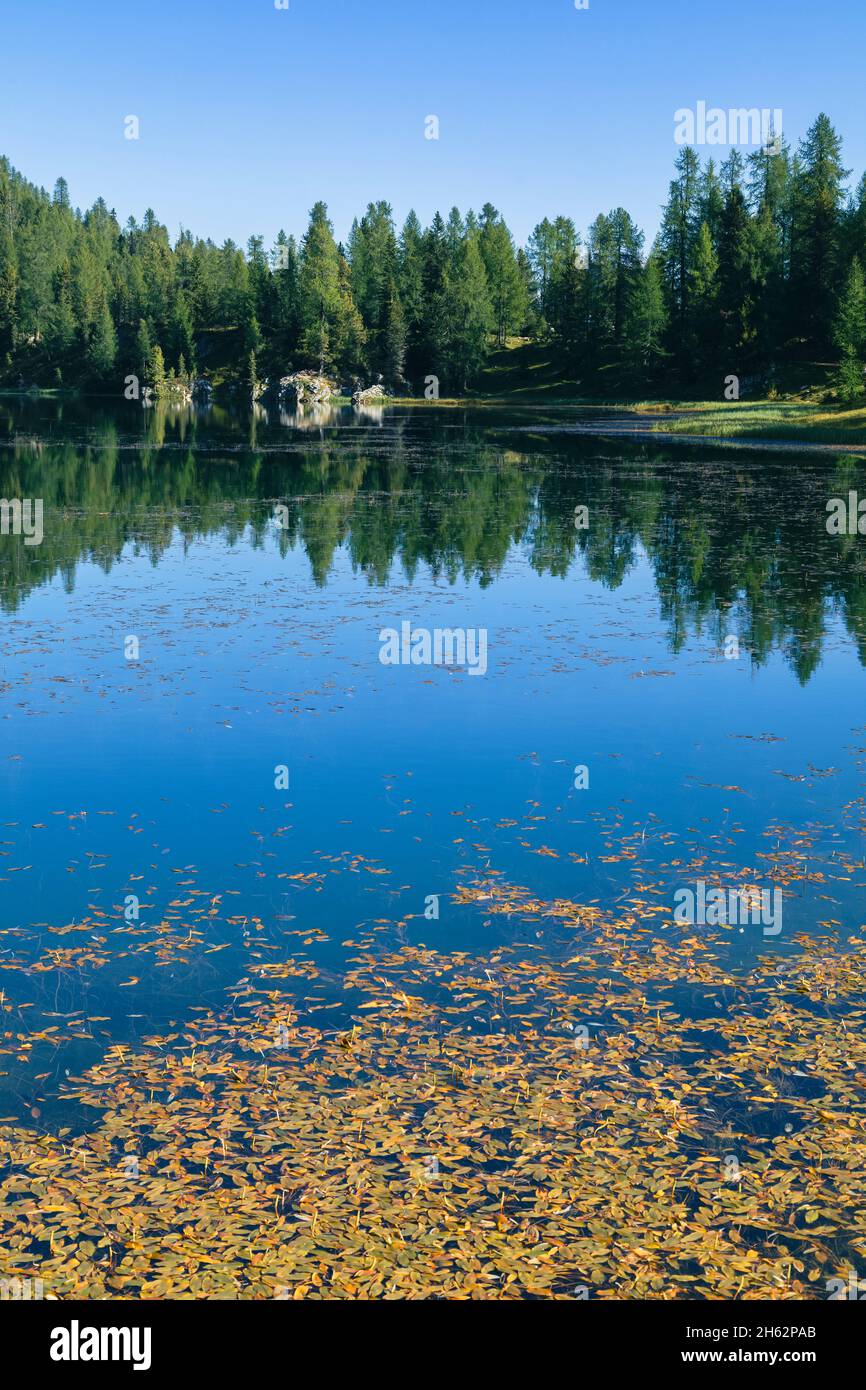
(1, 397), (865, 1118)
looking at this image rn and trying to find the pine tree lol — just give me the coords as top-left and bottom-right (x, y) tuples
(349, 201), (397, 376)
(792, 114), (850, 353)
(382, 286), (407, 389)
(1, 122), (865, 400)
(609, 209), (644, 350)
(845, 174), (866, 272)
(447, 231), (492, 390)
(134, 319), (152, 383)
(717, 187), (756, 361)
(170, 290), (195, 373)
(545, 219), (581, 344)
(297, 202), (359, 375)
(272, 230), (300, 367)
(515, 249), (537, 335)
(630, 253), (667, 374)
(47, 263), (77, 363)
(699, 161), (725, 247)
(87, 300), (117, 379)
(584, 213), (616, 363)
(659, 146), (701, 350)
(527, 218), (557, 331)
(478, 205), (526, 347)
(832, 257), (866, 401)
(246, 235), (276, 348)
(147, 342), (166, 394)
(687, 222), (720, 375)
(0, 198), (18, 361)
(420, 212), (450, 382)
(397, 211), (426, 385)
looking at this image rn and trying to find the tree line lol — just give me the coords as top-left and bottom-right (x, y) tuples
(1, 113), (865, 400)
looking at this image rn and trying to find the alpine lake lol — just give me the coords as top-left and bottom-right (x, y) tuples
(1, 394), (865, 1300)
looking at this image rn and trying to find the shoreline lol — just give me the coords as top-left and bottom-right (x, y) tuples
(3, 389), (865, 452)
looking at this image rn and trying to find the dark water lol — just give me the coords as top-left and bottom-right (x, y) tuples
(2, 396), (865, 1125)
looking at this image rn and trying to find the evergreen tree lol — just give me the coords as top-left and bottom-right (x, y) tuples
(527, 218), (557, 331)
(134, 319), (152, 383)
(170, 290), (195, 373)
(349, 201), (398, 376)
(147, 342), (166, 394)
(382, 286), (407, 389)
(478, 204), (526, 346)
(420, 212), (450, 382)
(659, 147), (701, 360)
(0, 164), (19, 362)
(686, 222), (719, 375)
(447, 231), (492, 390)
(545, 219), (581, 342)
(0, 122), (864, 401)
(397, 211), (426, 384)
(87, 300), (117, 379)
(272, 230), (300, 367)
(832, 256), (866, 401)
(297, 202), (362, 375)
(792, 114), (849, 353)
(47, 262), (77, 364)
(699, 161), (725, 247)
(717, 187), (756, 361)
(629, 252), (667, 374)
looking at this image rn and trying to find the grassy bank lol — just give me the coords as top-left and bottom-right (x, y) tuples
(647, 401), (866, 446)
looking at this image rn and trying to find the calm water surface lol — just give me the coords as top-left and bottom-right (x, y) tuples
(2, 396), (865, 1126)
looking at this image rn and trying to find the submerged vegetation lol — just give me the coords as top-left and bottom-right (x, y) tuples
(2, 114), (866, 406)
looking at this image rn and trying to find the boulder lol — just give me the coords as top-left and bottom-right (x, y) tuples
(278, 372), (335, 407)
(352, 383), (387, 406)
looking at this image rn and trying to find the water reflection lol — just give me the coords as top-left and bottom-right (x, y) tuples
(1, 396), (865, 682)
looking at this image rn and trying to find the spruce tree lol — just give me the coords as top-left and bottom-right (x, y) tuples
(382, 287), (407, 389)
(478, 205), (526, 347)
(297, 202), (361, 376)
(658, 147), (701, 359)
(87, 301), (117, 380)
(687, 222), (720, 376)
(629, 253), (667, 375)
(134, 319), (152, 383)
(147, 342), (166, 394)
(717, 187), (756, 362)
(397, 212), (426, 384)
(447, 232), (492, 390)
(832, 257), (866, 401)
(792, 114), (850, 354)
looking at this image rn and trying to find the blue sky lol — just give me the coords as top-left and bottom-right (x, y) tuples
(2, 0), (864, 251)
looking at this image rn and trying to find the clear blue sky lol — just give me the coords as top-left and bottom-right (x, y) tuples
(2, 0), (864, 251)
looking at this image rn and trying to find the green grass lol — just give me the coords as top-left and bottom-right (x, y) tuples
(652, 400), (866, 446)
(469, 341), (866, 444)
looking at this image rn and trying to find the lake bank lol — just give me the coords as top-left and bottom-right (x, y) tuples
(5, 384), (866, 452)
